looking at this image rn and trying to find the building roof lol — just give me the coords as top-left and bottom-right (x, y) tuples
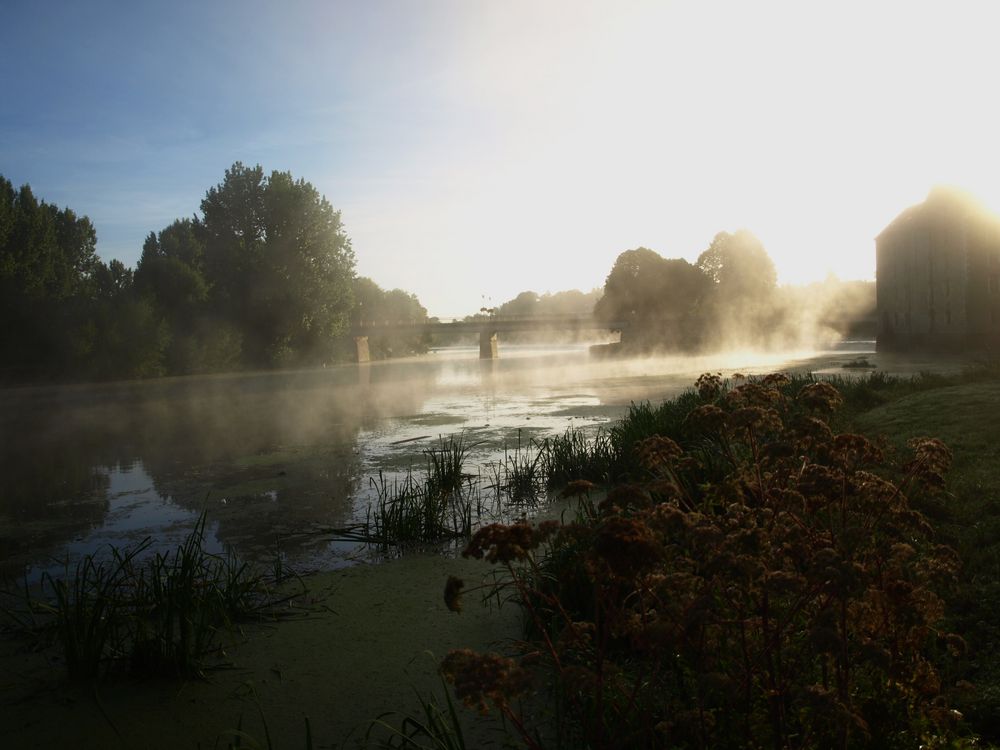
(876, 186), (994, 242)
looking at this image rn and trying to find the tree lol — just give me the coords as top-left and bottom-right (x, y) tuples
(595, 248), (711, 349)
(497, 291), (540, 318)
(695, 229), (776, 302)
(197, 163), (356, 367)
(0, 176), (102, 374)
(695, 230), (780, 347)
(350, 276), (429, 358)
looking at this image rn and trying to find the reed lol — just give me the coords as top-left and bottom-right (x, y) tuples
(485, 432), (544, 508)
(366, 678), (469, 750)
(538, 427), (615, 488)
(367, 470), (473, 548)
(39, 542), (147, 681)
(11, 513), (275, 681)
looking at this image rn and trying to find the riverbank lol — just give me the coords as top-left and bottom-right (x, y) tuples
(3, 345), (992, 748)
(1, 552), (521, 749)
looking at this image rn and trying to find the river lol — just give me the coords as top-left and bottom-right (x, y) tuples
(0, 339), (925, 582)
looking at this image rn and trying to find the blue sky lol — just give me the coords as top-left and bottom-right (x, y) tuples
(5, 1), (1000, 316)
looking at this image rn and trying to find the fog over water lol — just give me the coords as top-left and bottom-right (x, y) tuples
(0, 339), (945, 582)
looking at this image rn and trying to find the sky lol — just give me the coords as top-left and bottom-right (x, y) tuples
(4, 0), (1000, 317)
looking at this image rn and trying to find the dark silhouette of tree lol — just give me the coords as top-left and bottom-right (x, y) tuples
(595, 248), (711, 349)
(694, 230), (780, 346)
(696, 229), (776, 302)
(0, 166), (425, 381)
(0, 176), (111, 375)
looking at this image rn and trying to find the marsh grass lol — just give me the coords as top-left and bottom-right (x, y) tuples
(485, 432), (545, 509)
(366, 678), (469, 750)
(424, 435), (471, 500)
(537, 428), (615, 488)
(39, 542), (146, 681)
(367, 470), (474, 548)
(1, 513), (294, 682)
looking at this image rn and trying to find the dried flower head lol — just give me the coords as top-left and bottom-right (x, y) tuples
(463, 522), (536, 564)
(905, 437), (953, 490)
(797, 381), (844, 414)
(760, 372), (792, 389)
(444, 575), (465, 613)
(594, 515), (663, 576)
(695, 372), (723, 400)
(832, 433), (884, 468)
(599, 484), (651, 515)
(441, 649), (531, 715)
(726, 406), (782, 435)
(684, 403), (728, 434)
(636, 435), (684, 471)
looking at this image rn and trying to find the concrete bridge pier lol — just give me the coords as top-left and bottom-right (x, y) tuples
(354, 336), (371, 364)
(479, 330), (498, 359)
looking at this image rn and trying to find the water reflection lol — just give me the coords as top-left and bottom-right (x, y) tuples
(1, 341), (920, 581)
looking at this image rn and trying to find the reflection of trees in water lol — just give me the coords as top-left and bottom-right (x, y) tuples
(0, 410), (113, 577)
(0, 366), (428, 570)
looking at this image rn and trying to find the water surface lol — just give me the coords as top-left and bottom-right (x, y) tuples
(2, 340), (938, 581)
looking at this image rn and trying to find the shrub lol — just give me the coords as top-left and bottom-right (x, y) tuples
(445, 374), (968, 749)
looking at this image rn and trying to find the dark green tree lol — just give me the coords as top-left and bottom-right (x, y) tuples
(595, 248), (710, 349)
(0, 177), (104, 374)
(198, 163), (356, 367)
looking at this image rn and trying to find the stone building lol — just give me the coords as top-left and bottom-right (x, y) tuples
(876, 187), (1000, 351)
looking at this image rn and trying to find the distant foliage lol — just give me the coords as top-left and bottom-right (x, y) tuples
(1, 165), (430, 382)
(350, 276), (430, 359)
(0, 175), (169, 380)
(594, 233), (874, 352)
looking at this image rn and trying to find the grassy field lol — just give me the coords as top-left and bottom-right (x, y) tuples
(850, 379), (1000, 740)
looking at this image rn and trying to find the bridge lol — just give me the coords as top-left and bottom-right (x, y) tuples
(347, 311), (878, 363)
(348, 314), (629, 362)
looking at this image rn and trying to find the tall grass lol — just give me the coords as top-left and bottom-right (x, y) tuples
(367, 470), (473, 548)
(7, 513), (283, 681)
(424, 435), (471, 500)
(485, 432), (545, 508)
(39, 542), (147, 681)
(537, 428), (615, 488)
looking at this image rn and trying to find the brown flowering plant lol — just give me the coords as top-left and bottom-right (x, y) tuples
(442, 374), (968, 749)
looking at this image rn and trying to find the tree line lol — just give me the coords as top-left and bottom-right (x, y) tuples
(1, 164), (873, 383)
(0, 164), (429, 383)
(594, 232), (875, 351)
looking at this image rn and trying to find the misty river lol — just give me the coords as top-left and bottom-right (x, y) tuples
(0, 340), (913, 582)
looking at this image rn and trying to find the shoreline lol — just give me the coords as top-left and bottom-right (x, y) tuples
(1, 552), (520, 749)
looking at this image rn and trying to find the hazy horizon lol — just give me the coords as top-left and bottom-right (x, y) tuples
(5, 0), (999, 317)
